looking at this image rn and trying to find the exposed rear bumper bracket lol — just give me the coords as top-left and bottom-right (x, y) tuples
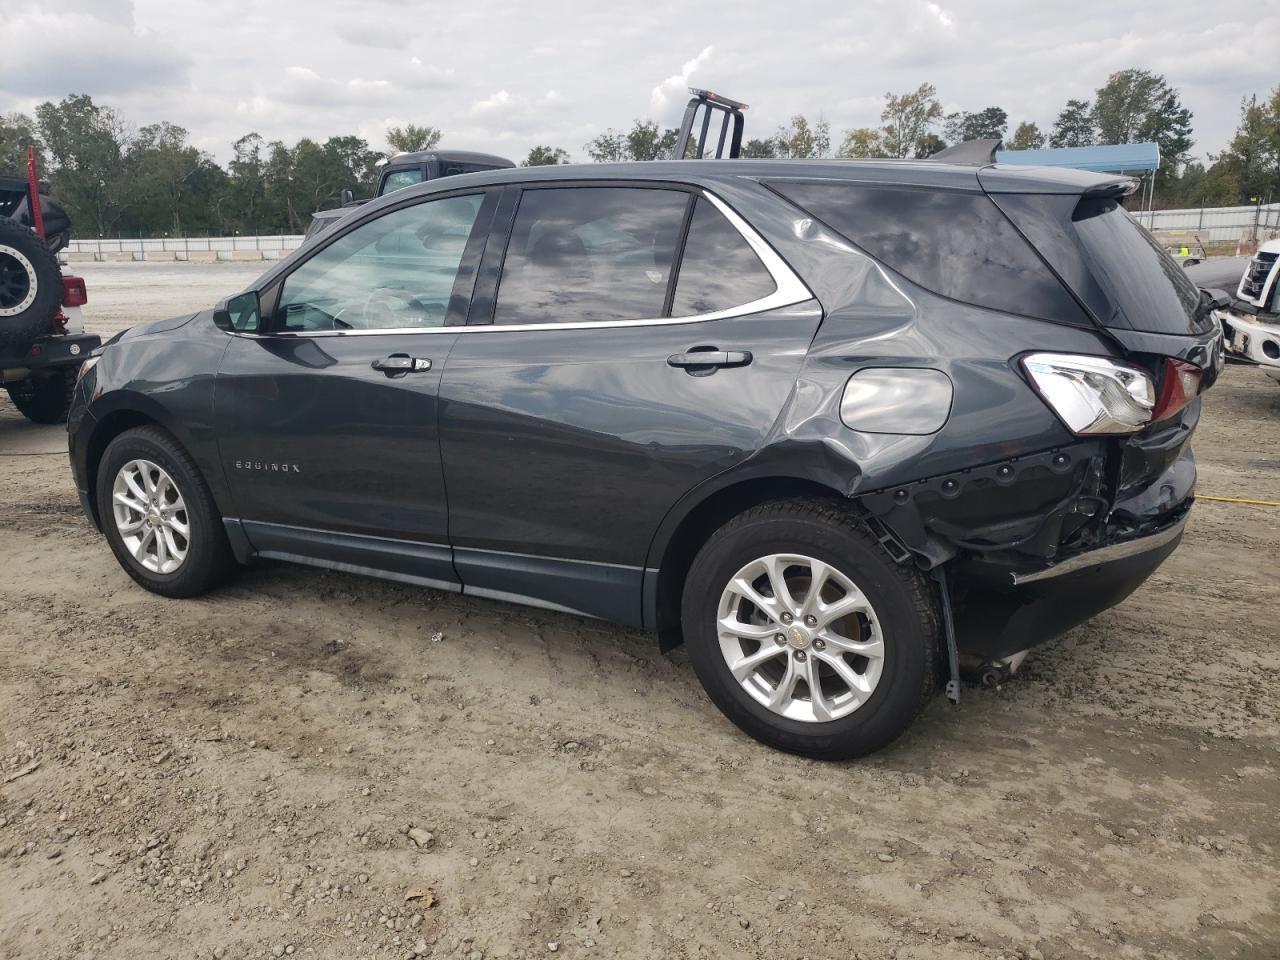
(1009, 512), (1189, 585)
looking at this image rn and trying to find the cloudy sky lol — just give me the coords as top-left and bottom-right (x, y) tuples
(1, 0), (1276, 165)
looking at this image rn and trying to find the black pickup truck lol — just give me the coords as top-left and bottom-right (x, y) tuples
(303, 149), (514, 244)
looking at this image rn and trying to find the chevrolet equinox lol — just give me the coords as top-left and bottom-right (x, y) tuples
(68, 159), (1223, 758)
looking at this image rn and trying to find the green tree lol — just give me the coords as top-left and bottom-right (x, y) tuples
(585, 121), (683, 162)
(943, 106), (1008, 144)
(0, 112), (45, 175)
(915, 133), (947, 158)
(35, 94), (132, 236)
(584, 128), (627, 162)
(880, 84), (943, 158)
(836, 127), (888, 158)
(1008, 121), (1046, 150)
(127, 122), (216, 235)
(325, 135), (381, 194)
(1050, 99), (1095, 148)
(228, 133), (267, 234)
(1194, 88), (1280, 205)
(1093, 68), (1193, 179)
(773, 115), (831, 158)
(522, 145), (571, 165)
(739, 138), (778, 159)
(386, 124), (441, 153)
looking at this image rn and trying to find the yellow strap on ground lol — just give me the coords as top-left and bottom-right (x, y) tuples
(1198, 495), (1280, 508)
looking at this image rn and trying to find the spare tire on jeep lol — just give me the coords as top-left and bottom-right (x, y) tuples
(0, 217), (61, 349)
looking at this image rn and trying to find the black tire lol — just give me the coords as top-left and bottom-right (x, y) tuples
(96, 426), (236, 598)
(681, 499), (940, 760)
(0, 217), (60, 349)
(5, 367), (76, 424)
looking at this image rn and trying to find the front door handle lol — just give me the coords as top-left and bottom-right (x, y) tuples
(667, 349), (753, 370)
(371, 354), (432, 376)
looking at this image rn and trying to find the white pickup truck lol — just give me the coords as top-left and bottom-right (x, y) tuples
(1214, 238), (1280, 385)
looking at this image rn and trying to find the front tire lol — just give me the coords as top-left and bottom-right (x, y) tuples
(96, 426), (236, 597)
(681, 500), (939, 759)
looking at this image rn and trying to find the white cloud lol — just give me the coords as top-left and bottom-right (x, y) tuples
(0, 0), (1270, 166)
(649, 46), (715, 114)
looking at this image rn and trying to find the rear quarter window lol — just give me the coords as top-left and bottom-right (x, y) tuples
(1070, 198), (1210, 335)
(765, 180), (1089, 325)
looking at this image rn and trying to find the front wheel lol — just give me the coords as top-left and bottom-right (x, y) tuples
(681, 500), (940, 759)
(96, 426), (236, 597)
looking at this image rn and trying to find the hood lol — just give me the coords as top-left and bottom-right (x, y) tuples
(105, 312), (198, 347)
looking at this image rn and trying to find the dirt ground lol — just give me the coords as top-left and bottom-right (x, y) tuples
(1, 262), (1278, 960)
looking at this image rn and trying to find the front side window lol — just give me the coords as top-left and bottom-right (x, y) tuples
(493, 187), (688, 325)
(672, 198), (776, 315)
(275, 194), (484, 332)
(381, 168), (425, 194)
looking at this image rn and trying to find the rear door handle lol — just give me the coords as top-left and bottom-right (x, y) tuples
(371, 354), (432, 375)
(666, 349), (753, 369)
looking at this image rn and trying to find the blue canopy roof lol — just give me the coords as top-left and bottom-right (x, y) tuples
(996, 142), (1160, 174)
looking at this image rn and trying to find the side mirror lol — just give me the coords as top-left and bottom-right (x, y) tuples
(1203, 288), (1231, 310)
(341, 188), (354, 206)
(216, 291), (262, 333)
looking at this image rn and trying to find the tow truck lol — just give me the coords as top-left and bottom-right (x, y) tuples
(1212, 238), (1280, 385)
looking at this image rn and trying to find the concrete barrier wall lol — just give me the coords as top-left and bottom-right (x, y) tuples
(61, 234), (306, 261)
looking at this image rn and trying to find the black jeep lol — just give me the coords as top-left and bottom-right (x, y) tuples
(1, 168), (98, 423)
(67, 139), (1221, 758)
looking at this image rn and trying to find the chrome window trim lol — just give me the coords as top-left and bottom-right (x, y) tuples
(228, 189), (813, 339)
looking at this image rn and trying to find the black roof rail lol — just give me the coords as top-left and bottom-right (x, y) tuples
(928, 138), (1002, 166)
(672, 88), (747, 160)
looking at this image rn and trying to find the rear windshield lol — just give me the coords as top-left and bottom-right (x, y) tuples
(765, 180), (1089, 325)
(1071, 198), (1210, 335)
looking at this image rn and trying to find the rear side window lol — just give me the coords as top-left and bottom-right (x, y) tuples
(1071, 199), (1209, 334)
(766, 180), (1088, 325)
(672, 198), (776, 315)
(494, 187), (687, 325)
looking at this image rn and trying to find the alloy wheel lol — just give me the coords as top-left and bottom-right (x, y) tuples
(716, 553), (885, 722)
(111, 459), (191, 574)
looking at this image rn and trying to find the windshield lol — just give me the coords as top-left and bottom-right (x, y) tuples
(1072, 198), (1211, 335)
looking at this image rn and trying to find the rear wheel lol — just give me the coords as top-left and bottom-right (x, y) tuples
(96, 426), (236, 597)
(681, 500), (939, 759)
(5, 368), (77, 423)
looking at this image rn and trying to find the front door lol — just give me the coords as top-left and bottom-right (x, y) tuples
(438, 184), (821, 621)
(215, 189), (494, 587)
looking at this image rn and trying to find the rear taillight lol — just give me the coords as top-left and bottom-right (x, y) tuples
(1021, 353), (1155, 435)
(62, 276), (87, 307)
(1151, 358), (1202, 423)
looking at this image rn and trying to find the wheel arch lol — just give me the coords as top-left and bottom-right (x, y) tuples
(645, 472), (852, 652)
(82, 395), (194, 528)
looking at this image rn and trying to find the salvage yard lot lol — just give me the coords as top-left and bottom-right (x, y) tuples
(1, 261), (1278, 960)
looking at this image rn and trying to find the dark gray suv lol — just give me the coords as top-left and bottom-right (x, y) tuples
(68, 158), (1222, 758)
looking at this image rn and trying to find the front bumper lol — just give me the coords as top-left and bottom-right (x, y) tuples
(1216, 309), (1280, 380)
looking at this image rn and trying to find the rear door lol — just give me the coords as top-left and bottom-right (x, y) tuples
(437, 183), (820, 623)
(214, 189), (496, 587)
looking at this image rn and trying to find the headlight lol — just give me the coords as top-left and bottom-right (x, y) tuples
(76, 355), (100, 383)
(1021, 353), (1154, 435)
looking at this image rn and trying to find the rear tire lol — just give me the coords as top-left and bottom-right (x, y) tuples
(96, 426), (236, 598)
(0, 218), (60, 349)
(681, 499), (939, 759)
(6, 368), (76, 424)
